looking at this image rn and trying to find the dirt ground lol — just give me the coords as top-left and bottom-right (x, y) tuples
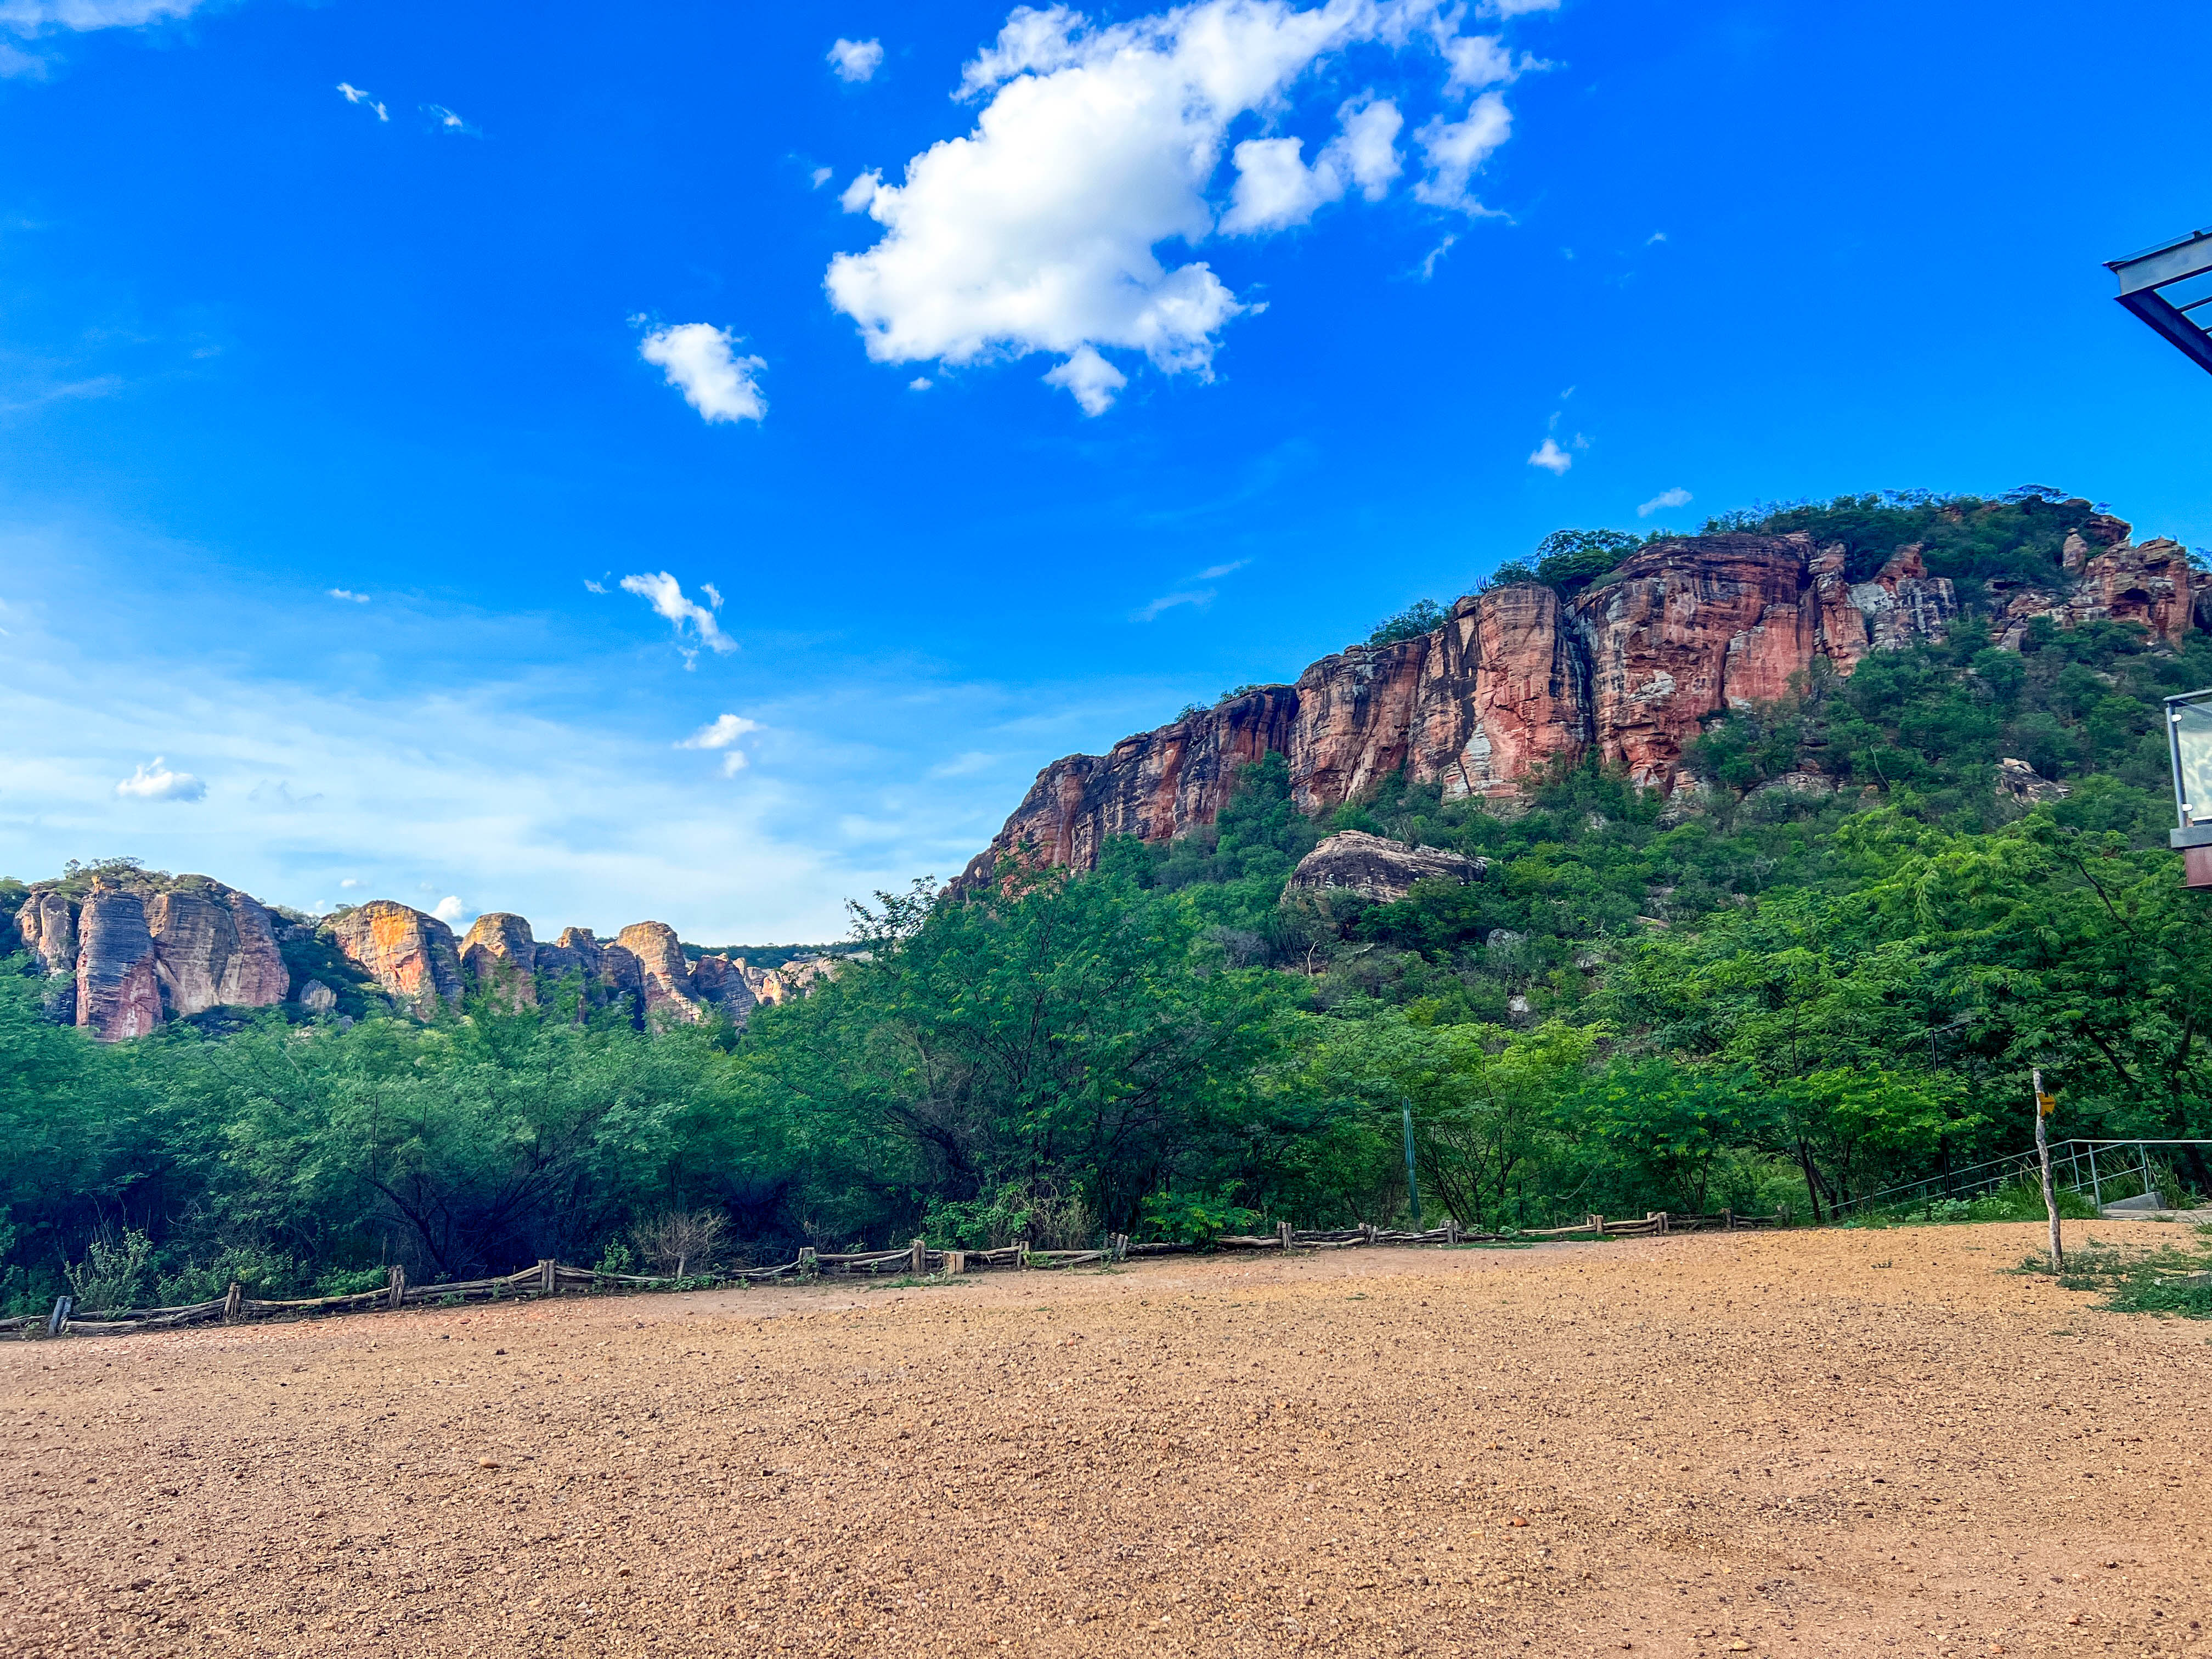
(5, 1223), (2210, 1659)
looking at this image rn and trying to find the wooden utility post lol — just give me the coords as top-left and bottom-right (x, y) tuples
(2034, 1068), (2063, 1272)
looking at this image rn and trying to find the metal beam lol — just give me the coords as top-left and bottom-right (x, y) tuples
(2108, 227), (2212, 377)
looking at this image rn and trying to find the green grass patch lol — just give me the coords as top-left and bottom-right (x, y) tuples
(2015, 1237), (2212, 1319)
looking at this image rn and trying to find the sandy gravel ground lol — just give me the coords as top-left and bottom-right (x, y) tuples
(5, 1223), (2210, 1659)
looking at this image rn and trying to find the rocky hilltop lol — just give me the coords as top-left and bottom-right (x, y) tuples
(5, 876), (840, 1042)
(967, 515), (2195, 881)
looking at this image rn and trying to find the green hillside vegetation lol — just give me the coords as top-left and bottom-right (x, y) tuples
(7, 489), (2212, 1313)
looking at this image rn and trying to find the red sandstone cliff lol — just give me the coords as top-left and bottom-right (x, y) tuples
(966, 527), (2191, 880)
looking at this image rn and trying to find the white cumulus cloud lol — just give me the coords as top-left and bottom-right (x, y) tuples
(1527, 437), (1571, 475)
(823, 0), (1537, 415)
(638, 323), (767, 425)
(115, 756), (206, 802)
(431, 895), (470, 926)
(1638, 487), (1692, 518)
(1412, 92), (1511, 211)
(827, 36), (884, 82)
(619, 572), (736, 663)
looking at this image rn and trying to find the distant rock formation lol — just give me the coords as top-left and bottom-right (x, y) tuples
(323, 901), (464, 1016)
(460, 912), (538, 1008)
(968, 520), (2193, 879)
(7, 872), (842, 1041)
(1285, 832), (1489, 905)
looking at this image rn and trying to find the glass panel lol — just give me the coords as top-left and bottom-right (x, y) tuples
(2174, 698), (2212, 825)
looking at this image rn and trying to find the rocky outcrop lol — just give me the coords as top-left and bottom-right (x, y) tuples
(967, 532), (1961, 878)
(1997, 757), (2070, 804)
(460, 912), (538, 1007)
(15, 890), (76, 977)
(970, 521), (2198, 877)
(145, 877), (289, 1018)
(615, 922), (707, 1024)
(687, 953), (759, 1022)
(76, 887), (165, 1041)
(324, 901), (463, 1015)
(1285, 832), (1488, 905)
(14, 868), (832, 1037)
(1987, 517), (2194, 650)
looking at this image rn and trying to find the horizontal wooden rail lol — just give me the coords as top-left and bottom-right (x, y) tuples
(12, 1211), (1789, 1341)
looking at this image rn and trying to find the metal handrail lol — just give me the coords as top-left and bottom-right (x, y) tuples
(1827, 1138), (2212, 1220)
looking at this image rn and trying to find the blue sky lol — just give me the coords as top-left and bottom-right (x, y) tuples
(2, 0), (2208, 941)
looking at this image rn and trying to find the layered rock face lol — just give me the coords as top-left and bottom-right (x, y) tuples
(75, 888), (165, 1041)
(971, 526), (2193, 878)
(145, 877), (289, 1018)
(10, 875), (291, 1038)
(324, 901), (464, 1015)
(1285, 832), (1489, 905)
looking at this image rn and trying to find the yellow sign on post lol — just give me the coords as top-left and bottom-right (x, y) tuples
(2036, 1092), (2057, 1118)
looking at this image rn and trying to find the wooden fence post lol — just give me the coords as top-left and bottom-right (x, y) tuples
(1592, 1214), (1606, 1238)
(387, 1264), (406, 1310)
(910, 1237), (928, 1276)
(1722, 1208), (1735, 1231)
(1110, 1233), (1128, 1263)
(945, 1250), (967, 1276)
(1015, 1237), (1030, 1269)
(1655, 1211), (1670, 1235)
(796, 1247), (817, 1280)
(1445, 1219), (1460, 1246)
(222, 1282), (243, 1323)
(1359, 1223), (1376, 1246)
(539, 1258), (556, 1296)
(1277, 1221), (1293, 1252)
(46, 1295), (71, 1338)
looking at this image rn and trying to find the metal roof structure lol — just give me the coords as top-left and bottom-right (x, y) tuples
(2107, 226), (2212, 375)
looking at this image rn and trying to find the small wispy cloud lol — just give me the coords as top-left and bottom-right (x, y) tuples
(583, 578), (607, 594)
(421, 104), (480, 137)
(827, 37), (884, 83)
(638, 323), (768, 425)
(620, 572), (735, 665)
(1645, 230), (1667, 245)
(678, 713), (760, 749)
(810, 165), (833, 189)
(1415, 233), (1458, 281)
(1637, 487), (1692, 518)
(909, 376), (932, 391)
(1528, 438), (1572, 476)
(328, 588), (369, 603)
(339, 877), (362, 889)
(927, 751), (998, 778)
(116, 756), (206, 802)
(1193, 560), (1249, 580)
(336, 82), (387, 121)
(678, 712), (762, 777)
(1133, 589), (1215, 622)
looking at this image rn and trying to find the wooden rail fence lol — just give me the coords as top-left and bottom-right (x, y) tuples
(1, 1210), (1783, 1341)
